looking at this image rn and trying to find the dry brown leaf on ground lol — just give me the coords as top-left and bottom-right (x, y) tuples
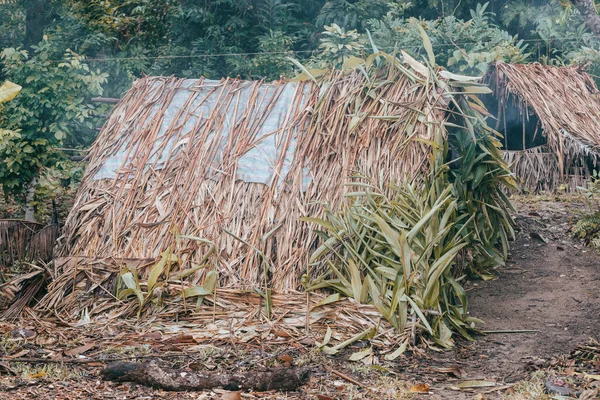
(220, 391), (241, 400)
(64, 343), (95, 356)
(409, 383), (430, 393)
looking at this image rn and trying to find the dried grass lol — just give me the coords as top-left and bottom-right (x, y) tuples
(39, 255), (401, 347)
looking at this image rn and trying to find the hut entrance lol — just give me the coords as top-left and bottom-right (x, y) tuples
(480, 92), (546, 151)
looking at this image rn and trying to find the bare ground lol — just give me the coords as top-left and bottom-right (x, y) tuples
(0, 196), (599, 399)
(421, 196), (600, 399)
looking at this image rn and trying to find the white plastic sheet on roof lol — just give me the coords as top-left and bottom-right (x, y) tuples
(93, 79), (313, 188)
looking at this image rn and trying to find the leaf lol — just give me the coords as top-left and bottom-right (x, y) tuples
(64, 343), (95, 356)
(439, 71), (482, 82)
(343, 56), (365, 70)
(384, 339), (408, 360)
(322, 326), (376, 355)
(0, 81), (22, 103)
(417, 25), (435, 65)
(316, 326), (333, 348)
(288, 57), (320, 83)
(456, 380), (497, 389)
(120, 271), (144, 305)
(183, 286), (213, 297)
(365, 29), (379, 54)
(460, 85), (493, 94)
(349, 346), (372, 361)
(311, 293), (340, 309)
(299, 216), (335, 232)
(147, 250), (176, 294)
(410, 383), (430, 393)
(401, 50), (429, 78)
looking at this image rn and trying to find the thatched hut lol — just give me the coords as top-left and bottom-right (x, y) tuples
(38, 56), (509, 319)
(483, 62), (600, 192)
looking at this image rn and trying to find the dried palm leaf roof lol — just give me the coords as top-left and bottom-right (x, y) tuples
(487, 62), (600, 172)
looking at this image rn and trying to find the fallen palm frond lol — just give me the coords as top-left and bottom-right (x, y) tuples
(0, 268), (46, 319)
(484, 62), (600, 192)
(37, 254), (401, 348)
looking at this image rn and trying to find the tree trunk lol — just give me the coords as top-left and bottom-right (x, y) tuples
(24, 0), (49, 50)
(573, 0), (600, 37)
(24, 176), (37, 223)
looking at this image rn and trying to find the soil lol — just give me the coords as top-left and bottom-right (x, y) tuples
(0, 196), (599, 399)
(422, 197), (600, 399)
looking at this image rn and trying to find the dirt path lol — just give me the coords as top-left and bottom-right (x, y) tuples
(423, 198), (600, 398)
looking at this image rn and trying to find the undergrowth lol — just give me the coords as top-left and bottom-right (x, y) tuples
(574, 171), (600, 250)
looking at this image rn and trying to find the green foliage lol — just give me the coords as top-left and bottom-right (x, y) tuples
(314, 0), (399, 29)
(313, 23), (364, 68)
(367, 3), (531, 74)
(574, 171), (600, 250)
(305, 172), (474, 348)
(301, 44), (514, 345)
(117, 243), (219, 316)
(447, 117), (515, 275)
(304, 120), (513, 345)
(572, 211), (600, 250)
(33, 159), (84, 222)
(0, 39), (107, 195)
(2, 0), (600, 221)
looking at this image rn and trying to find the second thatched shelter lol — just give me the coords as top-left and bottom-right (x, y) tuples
(484, 62), (600, 192)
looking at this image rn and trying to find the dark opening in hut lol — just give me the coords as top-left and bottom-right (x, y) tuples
(482, 62), (600, 192)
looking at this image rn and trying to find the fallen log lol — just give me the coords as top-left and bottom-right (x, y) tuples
(101, 361), (310, 392)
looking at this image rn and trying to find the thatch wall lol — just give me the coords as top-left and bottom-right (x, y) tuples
(0, 219), (58, 270)
(50, 67), (445, 301)
(486, 62), (600, 192)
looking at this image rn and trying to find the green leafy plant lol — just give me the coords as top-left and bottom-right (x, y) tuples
(447, 104), (516, 277)
(573, 171), (600, 250)
(304, 149), (480, 348)
(117, 240), (219, 316)
(313, 23), (364, 68)
(117, 250), (180, 316)
(298, 37), (514, 346)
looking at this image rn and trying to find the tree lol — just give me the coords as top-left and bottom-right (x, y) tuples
(572, 0), (600, 37)
(0, 38), (107, 221)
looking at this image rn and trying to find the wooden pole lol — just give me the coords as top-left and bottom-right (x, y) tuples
(91, 97), (121, 104)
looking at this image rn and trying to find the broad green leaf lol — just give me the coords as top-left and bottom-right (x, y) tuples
(384, 339), (408, 360)
(349, 346), (372, 361)
(311, 293), (341, 309)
